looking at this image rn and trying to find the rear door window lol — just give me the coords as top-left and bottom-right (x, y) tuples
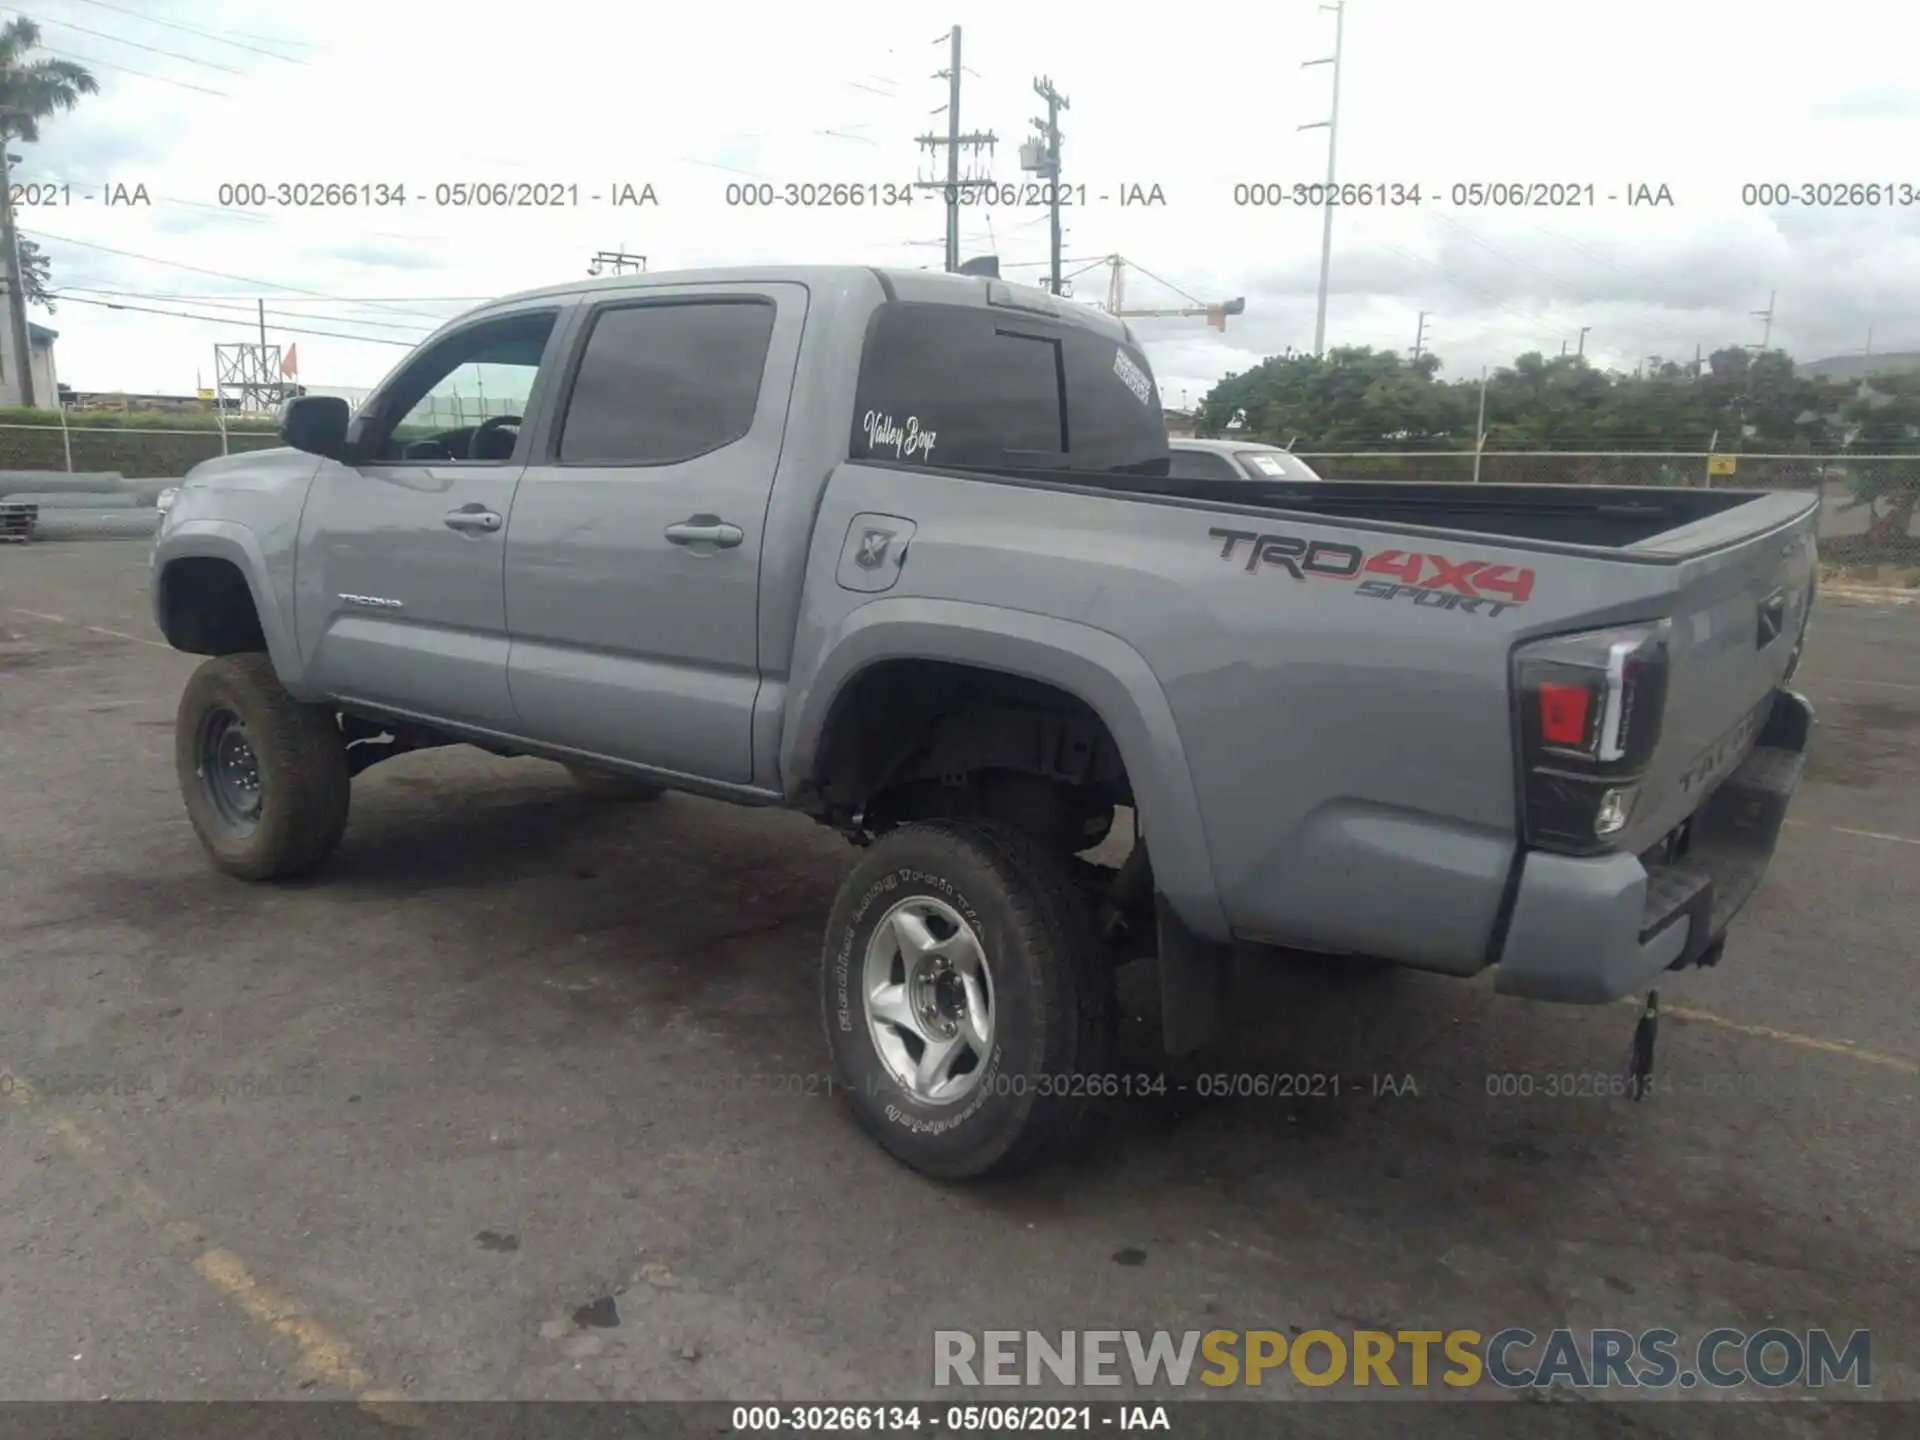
(556, 299), (776, 466)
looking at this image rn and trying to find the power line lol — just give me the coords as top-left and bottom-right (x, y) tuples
(1119, 257), (1208, 309)
(63, 0), (309, 63)
(1372, 238), (1565, 341)
(53, 293), (418, 345)
(32, 43), (229, 96)
(16, 10), (245, 73)
(54, 286), (491, 305)
(21, 229), (454, 323)
(52, 287), (436, 335)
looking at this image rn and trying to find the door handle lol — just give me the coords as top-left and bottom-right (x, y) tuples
(664, 516), (744, 549)
(444, 508), (503, 533)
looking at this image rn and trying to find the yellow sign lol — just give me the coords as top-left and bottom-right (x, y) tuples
(1708, 454), (1737, 476)
(196, 388), (215, 400)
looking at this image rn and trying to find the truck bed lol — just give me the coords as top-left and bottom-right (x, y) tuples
(981, 468), (1816, 554)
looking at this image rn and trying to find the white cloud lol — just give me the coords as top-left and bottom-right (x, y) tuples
(14, 0), (1920, 398)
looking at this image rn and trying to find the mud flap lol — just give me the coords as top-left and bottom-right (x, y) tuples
(1156, 894), (1233, 1055)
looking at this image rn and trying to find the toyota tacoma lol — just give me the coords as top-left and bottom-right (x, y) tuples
(151, 265), (1818, 1177)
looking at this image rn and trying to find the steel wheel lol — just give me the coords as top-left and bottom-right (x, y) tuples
(195, 705), (263, 838)
(862, 895), (995, 1105)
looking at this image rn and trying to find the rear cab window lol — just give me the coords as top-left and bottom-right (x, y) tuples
(850, 301), (1168, 475)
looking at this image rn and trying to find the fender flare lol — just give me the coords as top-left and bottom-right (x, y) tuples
(782, 597), (1229, 942)
(153, 520), (316, 701)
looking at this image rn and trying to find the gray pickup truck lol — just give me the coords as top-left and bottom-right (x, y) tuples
(152, 265), (1818, 1178)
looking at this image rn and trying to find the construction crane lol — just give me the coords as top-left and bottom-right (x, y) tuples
(1100, 254), (1244, 332)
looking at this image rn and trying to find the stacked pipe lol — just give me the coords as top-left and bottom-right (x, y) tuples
(0, 470), (162, 540)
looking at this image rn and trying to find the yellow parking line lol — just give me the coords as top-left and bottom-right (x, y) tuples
(194, 1249), (378, 1392)
(1624, 997), (1920, 1076)
(1785, 818), (1920, 847)
(3, 606), (172, 651)
(1797, 674), (1920, 694)
(84, 623), (173, 651)
(3, 1081), (413, 1411)
(1826, 825), (1920, 847)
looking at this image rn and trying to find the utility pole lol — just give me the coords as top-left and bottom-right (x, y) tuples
(1411, 310), (1428, 361)
(0, 136), (31, 407)
(1298, 0), (1345, 357)
(588, 249), (646, 276)
(914, 27), (997, 272)
(1030, 76), (1070, 295)
(258, 298), (267, 352)
(943, 27), (960, 272)
(1751, 290), (1775, 351)
(1576, 325), (1591, 357)
(1472, 365), (1488, 483)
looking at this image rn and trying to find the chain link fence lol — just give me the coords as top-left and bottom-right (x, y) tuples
(1295, 451), (1920, 567)
(406, 393), (530, 428)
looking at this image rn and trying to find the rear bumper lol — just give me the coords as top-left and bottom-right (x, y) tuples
(1494, 688), (1812, 1003)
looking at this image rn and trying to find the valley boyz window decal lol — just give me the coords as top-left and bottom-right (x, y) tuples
(862, 410), (938, 461)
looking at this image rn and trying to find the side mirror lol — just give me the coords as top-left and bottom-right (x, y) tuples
(279, 395), (351, 460)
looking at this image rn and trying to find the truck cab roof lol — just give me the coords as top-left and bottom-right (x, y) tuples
(479, 265), (1140, 345)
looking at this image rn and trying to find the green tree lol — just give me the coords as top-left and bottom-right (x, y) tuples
(0, 16), (96, 406)
(17, 234), (52, 311)
(1842, 373), (1920, 544)
(1196, 346), (1467, 450)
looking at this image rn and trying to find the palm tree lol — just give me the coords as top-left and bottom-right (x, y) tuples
(0, 18), (95, 407)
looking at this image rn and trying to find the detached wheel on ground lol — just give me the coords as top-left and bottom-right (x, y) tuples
(564, 764), (666, 801)
(820, 819), (1114, 1180)
(175, 653), (350, 880)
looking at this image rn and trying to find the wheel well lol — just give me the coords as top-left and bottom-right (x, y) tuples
(809, 659), (1133, 847)
(158, 557), (266, 656)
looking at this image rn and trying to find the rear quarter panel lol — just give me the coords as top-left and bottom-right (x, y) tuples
(787, 467), (1705, 970)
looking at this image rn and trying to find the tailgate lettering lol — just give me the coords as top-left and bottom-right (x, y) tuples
(1678, 703), (1767, 795)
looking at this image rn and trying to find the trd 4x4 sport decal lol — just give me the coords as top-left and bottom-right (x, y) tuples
(1207, 527), (1535, 618)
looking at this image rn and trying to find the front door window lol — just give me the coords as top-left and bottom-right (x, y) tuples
(360, 311), (557, 463)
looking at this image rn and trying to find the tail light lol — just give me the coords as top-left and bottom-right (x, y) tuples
(1513, 621), (1671, 853)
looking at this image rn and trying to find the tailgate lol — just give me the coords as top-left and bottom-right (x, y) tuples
(1622, 493), (1818, 851)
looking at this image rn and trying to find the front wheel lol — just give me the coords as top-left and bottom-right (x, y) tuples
(820, 820), (1113, 1179)
(175, 653), (350, 880)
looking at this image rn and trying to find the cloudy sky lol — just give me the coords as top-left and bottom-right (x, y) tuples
(15, 0), (1919, 406)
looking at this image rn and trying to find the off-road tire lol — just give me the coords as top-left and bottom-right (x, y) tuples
(821, 819), (1114, 1180)
(564, 764), (666, 801)
(175, 653), (350, 880)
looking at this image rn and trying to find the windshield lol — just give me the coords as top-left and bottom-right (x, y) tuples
(1234, 449), (1322, 481)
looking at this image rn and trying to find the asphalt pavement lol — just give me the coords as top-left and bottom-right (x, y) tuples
(0, 541), (1914, 1436)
